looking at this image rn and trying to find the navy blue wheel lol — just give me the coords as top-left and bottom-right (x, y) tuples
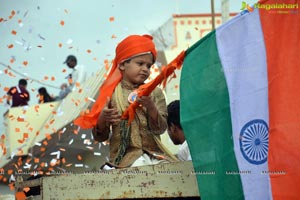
(239, 119), (269, 165)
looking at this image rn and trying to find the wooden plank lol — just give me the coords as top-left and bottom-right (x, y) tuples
(42, 161), (200, 199)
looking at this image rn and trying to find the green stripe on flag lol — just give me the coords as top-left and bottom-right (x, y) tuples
(180, 30), (244, 200)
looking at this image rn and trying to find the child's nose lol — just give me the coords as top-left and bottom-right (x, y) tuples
(141, 65), (150, 71)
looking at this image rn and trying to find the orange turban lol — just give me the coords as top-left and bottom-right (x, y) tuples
(74, 35), (157, 129)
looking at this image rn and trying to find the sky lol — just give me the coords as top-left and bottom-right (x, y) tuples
(0, 0), (257, 133)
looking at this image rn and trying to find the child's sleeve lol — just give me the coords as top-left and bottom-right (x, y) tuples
(148, 87), (168, 134)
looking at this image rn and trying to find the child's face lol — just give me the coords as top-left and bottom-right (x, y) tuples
(120, 54), (153, 85)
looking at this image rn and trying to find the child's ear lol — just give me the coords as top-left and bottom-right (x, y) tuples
(119, 63), (125, 71)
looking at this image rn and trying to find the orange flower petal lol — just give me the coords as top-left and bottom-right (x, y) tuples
(45, 133), (52, 140)
(109, 16), (115, 22)
(4, 87), (10, 92)
(60, 20), (65, 26)
(23, 133), (29, 139)
(23, 187), (31, 193)
(17, 116), (25, 122)
(23, 61), (28, 66)
(18, 139), (24, 144)
(86, 49), (91, 54)
(7, 44), (14, 48)
(58, 43), (62, 48)
(11, 30), (17, 35)
(62, 68), (66, 73)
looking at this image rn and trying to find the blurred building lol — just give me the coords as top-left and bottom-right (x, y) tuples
(152, 13), (237, 104)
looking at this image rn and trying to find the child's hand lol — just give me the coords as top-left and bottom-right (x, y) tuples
(100, 97), (121, 123)
(136, 96), (156, 110)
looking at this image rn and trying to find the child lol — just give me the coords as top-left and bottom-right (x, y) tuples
(75, 35), (177, 168)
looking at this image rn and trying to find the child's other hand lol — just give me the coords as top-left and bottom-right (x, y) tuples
(100, 97), (121, 123)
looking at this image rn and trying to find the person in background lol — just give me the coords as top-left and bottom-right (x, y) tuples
(167, 100), (192, 161)
(38, 87), (55, 103)
(6, 79), (30, 107)
(63, 55), (87, 91)
(58, 83), (72, 99)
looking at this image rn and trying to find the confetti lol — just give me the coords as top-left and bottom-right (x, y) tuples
(69, 139), (73, 145)
(23, 133), (29, 139)
(11, 30), (17, 35)
(7, 44), (14, 49)
(17, 116), (24, 122)
(86, 146), (93, 150)
(75, 164), (83, 167)
(60, 20), (65, 26)
(18, 139), (24, 144)
(84, 139), (91, 145)
(38, 34), (46, 40)
(45, 133), (52, 140)
(94, 152), (101, 156)
(50, 159), (57, 166)
(23, 187), (30, 193)
(66, 38), (73, 44)
(109, 16), (115, 22)
(111, 34), (117, 39)
(23, 10), (29, 18)
(23, 61), (28, 66)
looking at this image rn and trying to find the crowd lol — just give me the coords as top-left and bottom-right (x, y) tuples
(6, 55), (86, 107)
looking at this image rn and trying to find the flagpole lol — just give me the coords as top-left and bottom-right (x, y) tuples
(211, 0), (215, 30)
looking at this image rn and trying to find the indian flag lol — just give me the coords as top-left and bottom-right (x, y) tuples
(180, 0), (300, 199)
